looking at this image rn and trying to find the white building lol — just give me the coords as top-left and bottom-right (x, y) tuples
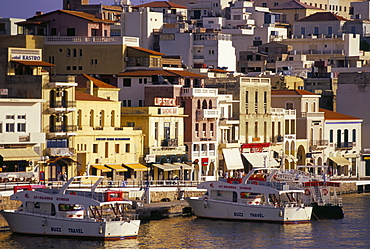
(0, 18), (25, 35)
(0, 98), (46, 175)
(121, 7), (163, 50)
(321, 108), (362, 178)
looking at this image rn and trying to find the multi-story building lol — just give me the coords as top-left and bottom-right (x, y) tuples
(0, 98), (45, 180)
(253, 0), (359, 19)
(132, 1), (188, 24)
(121, 106), (189, 181)
(122, 7), (164, 50)
(321, 108), (362, 178)
(271, 90), (325, 170)
(0, 18), (26, 35)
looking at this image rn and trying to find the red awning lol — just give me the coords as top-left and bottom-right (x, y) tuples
(12, 60), (55, 67)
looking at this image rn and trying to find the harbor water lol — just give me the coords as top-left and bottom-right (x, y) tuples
(0, 193), (369, 248)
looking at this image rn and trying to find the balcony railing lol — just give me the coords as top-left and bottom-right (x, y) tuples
(46, 147), (75, 157)
(335, 142), (354, 149)
(49, 101), (76, 108)
(49, 125), (77, 133)
(196, 109), (219, 120)
(310, 139), (328, 150)
(161, 138), (178, 147)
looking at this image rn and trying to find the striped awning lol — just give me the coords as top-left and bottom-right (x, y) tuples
(105, 164), (127, 172)
(0, 148), (39, 161)
(91, 164), (111, 173)
(124, 163), (148, 172)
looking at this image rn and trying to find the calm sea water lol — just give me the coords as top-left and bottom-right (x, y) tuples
(0, 193), (369, 249)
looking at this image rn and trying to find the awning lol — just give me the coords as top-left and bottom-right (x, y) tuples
(0, 148), (39, 161)
(11, 60), (55, 67)
(269, 157), (280, 167)
(242, 153), (276, 167)
(328, 157), (351, 166)
(91, 164), (111, 173)
(124, 163), (148, 172)
(152, 163), (179, 171)
(105, 164), (127, 172)
(222, 148), (244, 170)
(47, 156), (77, 164)
(173, 163), (193, 170)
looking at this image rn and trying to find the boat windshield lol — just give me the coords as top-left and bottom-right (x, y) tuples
(59, 204), (84, 211)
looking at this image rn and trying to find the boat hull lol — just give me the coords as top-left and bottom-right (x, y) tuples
(311, 204), (344, 220)
(1, 211), (140, 240)
(186, 198), (312, 224)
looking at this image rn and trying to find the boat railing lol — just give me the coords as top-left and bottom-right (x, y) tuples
(247, 180), (288, 191)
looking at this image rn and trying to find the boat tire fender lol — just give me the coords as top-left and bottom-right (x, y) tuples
(322, 189), (328, 195)
(304, 189), (310, 195)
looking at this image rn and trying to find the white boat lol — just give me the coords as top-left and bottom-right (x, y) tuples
(186, 175), (313, 224)
(246, 167), (344, 219)
(0, 176), (140, 240)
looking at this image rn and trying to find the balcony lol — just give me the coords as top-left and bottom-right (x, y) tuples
(48, 125), (77, 138)
(48, 76), (77, 88)
(310, 139), (328, 150)
(161, 138), (178, 147)
(219, 117), (239, 126)
(45, 147), (75, 157)
(196, 109), (219, 120)
(181, 88), (218, 97)
(48, 101), (77, 113)
(335, 142), (354, 150)
(271, 135), (283, 145)
(44, 36), (139, 46)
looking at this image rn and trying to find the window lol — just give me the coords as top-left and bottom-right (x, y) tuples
(328, 26), (333, 35)
(262, 3), (267, 7)
(89, 110), (94, 127)
(51, 28), (57, 35)
(203, 123), (206, 136)
(352, 129), (356, 142)
(294, 14), (299, 21)
(67, 49), (70, 57)
(6, 123), (14, 132)
(0, 122), (2, 133)
(17, 123), (26, 132)
(301, 27), (306, 36)
(330, 130), (333, 143)
(128, 100), (131, 107)
(233, 15), (241, 20)
(195, 123), (199, 137)
(209, 50), (215, 54)
(79, 66), (82, 70)
(6, 115), (15, 119)
(155, 122), (158, 140)
(139, 78), (143, 84)
(73, 49), (77, 57)
(67, 28), (75, 36)
(111, 110), (115, 127)
(274, 2), (278, 6)
(72, 66), (76, 70)
(125, 144), (130, 153)
(115, 144), (120, 153)
(79, 49), (82, 57)
(314, 27), (319, 35)
(139, 100), (143, 106)
(123, 78), (131, 87)
(122, 100), (126, 107)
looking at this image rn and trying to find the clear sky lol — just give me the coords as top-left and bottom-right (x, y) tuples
(0, 0), (142, 19)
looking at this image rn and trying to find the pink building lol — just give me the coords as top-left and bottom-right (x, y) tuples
(17, 10), (114, 37)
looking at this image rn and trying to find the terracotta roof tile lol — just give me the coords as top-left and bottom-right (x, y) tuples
(77, 73), (118, 89)
(271, 0), (321, 10)
(128, 46), (165, 56)
(117, 69), (207, 78)
(296, 12), (348, 22)
(27, 10), (114, 23)
(75, 91), (113, 101)
(271, 89), (317, 96)
(133, 1), (187, 9)
(320, 108), (361, 120)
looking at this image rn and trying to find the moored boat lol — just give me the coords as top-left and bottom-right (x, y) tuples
(0, 176), (140, 240)
(186, 175), (312, 224)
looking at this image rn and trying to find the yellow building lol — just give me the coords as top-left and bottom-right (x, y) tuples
(74, 75), (145, 181)
(121, 106), (190, 181)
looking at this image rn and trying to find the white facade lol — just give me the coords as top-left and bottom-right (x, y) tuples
(116, 76), (149, 107)
(0, 18), (25, 35)
(0, 99), (45, 147)
(121, 8), (163, 50)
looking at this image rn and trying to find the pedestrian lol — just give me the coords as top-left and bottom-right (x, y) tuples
(224, 171), (229, 179)
(63, 172), (67, 181)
